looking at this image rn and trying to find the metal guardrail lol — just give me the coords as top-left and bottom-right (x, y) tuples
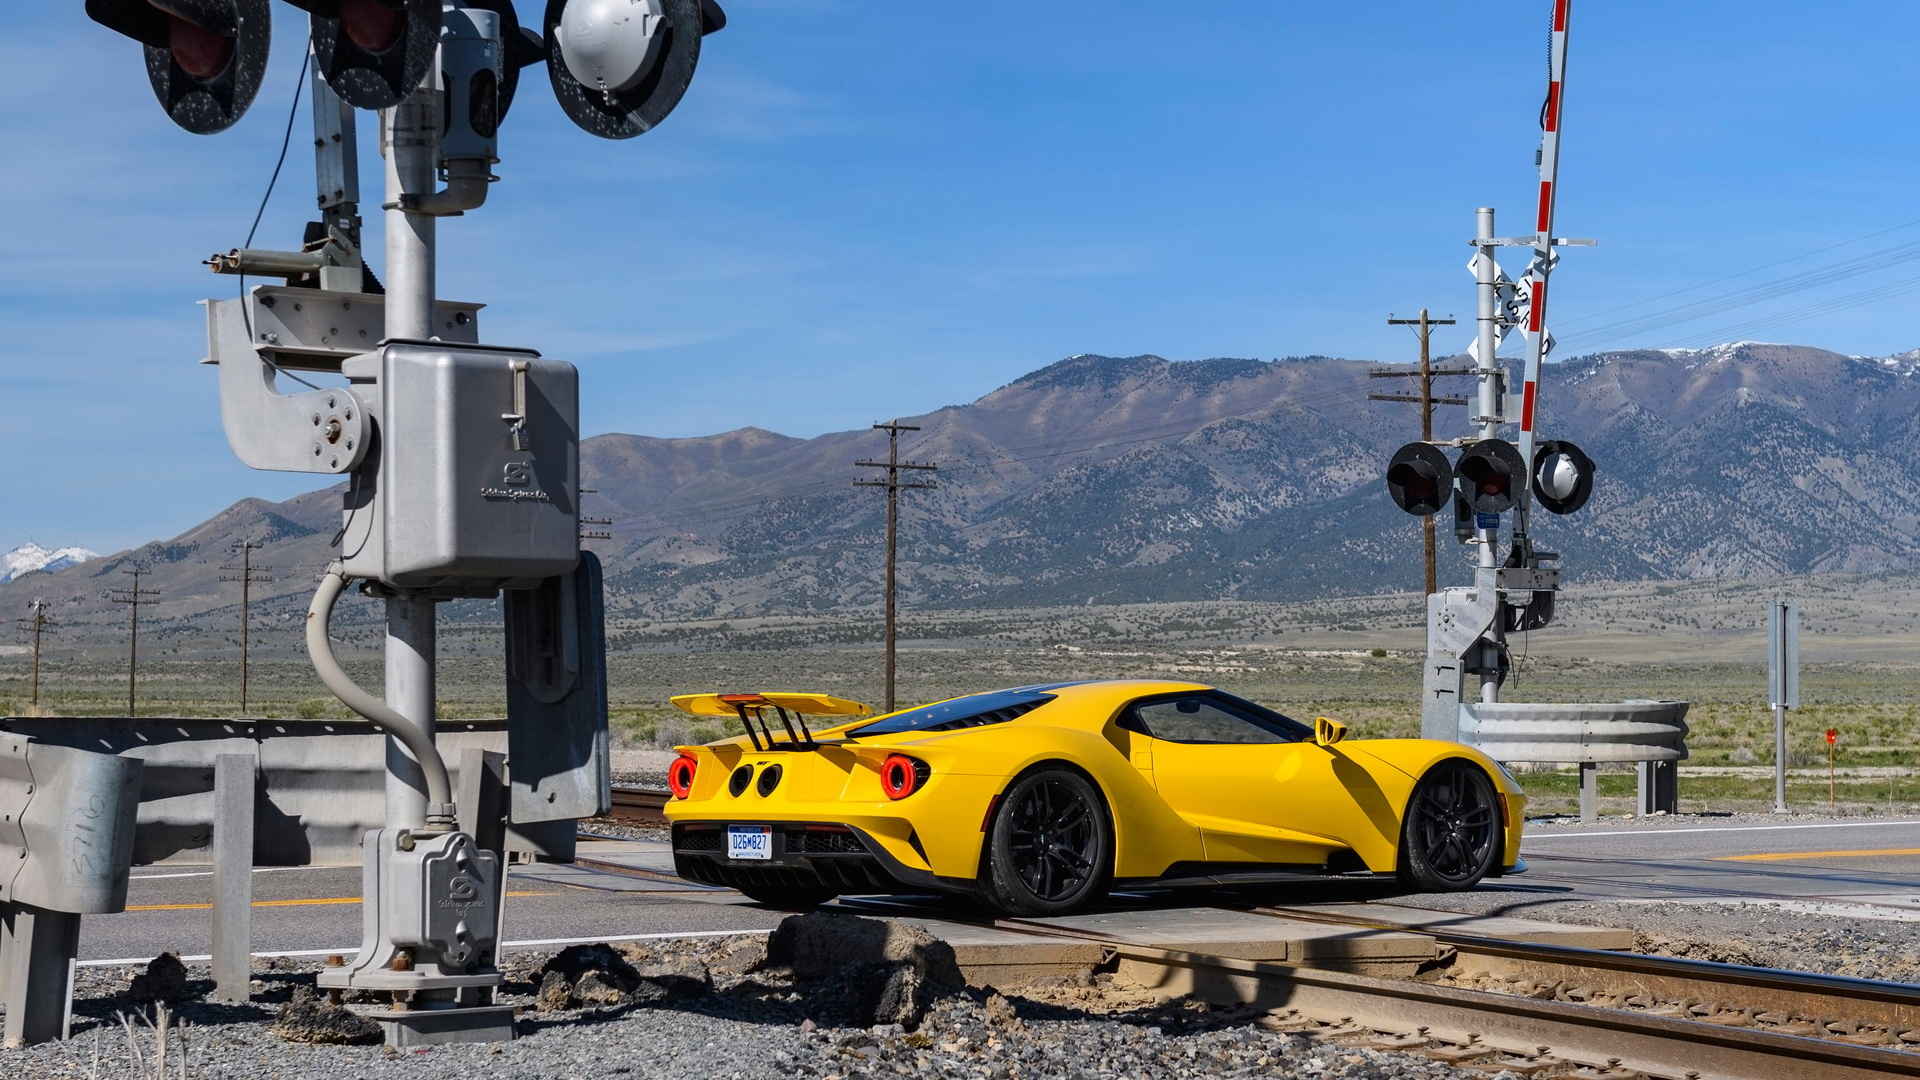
(1456, 700), (1690, 820)
(1457, 699), (1690, 763)
(0, 717), (549, 865)
(1, 734), (144, 1047)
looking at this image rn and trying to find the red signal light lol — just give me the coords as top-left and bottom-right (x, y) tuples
(340, 0), (405, 53)
(167, 14), (233, 81)
(667, 753), (698, 798)
(880, 754), (925, 800)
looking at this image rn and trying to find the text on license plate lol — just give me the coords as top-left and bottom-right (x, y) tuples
(726, 825), (772, 860)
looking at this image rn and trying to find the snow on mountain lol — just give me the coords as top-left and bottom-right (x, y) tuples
(1, 543), (98, 584)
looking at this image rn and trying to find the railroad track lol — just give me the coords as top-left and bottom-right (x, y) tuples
(839, 895), (1920, 1079)
(591, 801), (1919, 1075)
(606, 784), (669, 825)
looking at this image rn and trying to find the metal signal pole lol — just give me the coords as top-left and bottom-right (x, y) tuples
(220, 540), (275, 715)
(18, 599), (54, 710)
(107, 566), (159, 717)
(856, 421), (937, 712)
(1370, 309), (1465, 594)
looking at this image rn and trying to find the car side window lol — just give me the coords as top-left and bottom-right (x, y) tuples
(1127, 693), (1299, 745)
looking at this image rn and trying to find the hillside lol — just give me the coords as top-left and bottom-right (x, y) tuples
(4, 343), (1917, 641)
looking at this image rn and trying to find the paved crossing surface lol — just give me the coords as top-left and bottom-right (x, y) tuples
(77, 816), (1920, 965)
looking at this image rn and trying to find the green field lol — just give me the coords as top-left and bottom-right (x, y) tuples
(5, 591), (1915, 819)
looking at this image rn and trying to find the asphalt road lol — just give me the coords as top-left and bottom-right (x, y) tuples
(77, 815), (1920, 965)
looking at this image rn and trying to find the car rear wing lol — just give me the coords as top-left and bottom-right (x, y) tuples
(670, 691), (870, 751)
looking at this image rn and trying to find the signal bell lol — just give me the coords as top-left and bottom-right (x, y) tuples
(86, 0), (272, 134)
(1456, 439), (1524, 515)
(1385, 443), (1453, 516)
(1531, 439), (1595, 514)
(545, 0), (727, 139)
(289, 0), (444, 110)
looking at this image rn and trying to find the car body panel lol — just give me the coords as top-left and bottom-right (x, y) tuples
(662, 679), (1526, 895)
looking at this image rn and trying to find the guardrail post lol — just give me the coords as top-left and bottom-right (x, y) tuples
(210, 753), (255, 1002)
(1, 902), (80, 1047)
(1636, 761), (1677, 816)
(1578, 762), (1599, 822)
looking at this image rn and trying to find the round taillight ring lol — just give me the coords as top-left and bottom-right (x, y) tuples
(667, 754), (697, 799)
(881, 754), (923, 800)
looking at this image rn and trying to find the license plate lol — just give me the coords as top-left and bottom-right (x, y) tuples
(726, 825), (772, 861)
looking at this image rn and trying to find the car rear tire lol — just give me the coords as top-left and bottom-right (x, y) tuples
(1396, 760), (1501, 892)
(738, 883), (838, 911)
(981, 767), (1112, 916)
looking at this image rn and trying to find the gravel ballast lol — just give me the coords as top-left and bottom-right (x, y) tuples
(5, 928), (1513, 1079)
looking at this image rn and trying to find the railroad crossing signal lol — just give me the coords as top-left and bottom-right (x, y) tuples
(1456, 439), (1525, 515)
(88, 0), (726, 137)
(84, 0), (273, 133)
(1385, 443), (1454, 517)
(1386, 436), (1594, 523)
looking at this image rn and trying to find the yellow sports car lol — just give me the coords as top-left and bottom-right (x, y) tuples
(663, 680), (1525, 915)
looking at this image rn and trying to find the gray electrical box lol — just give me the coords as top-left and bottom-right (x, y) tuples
(340, 340), (580, 591)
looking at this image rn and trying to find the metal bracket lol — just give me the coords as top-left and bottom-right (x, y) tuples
(502, 358), (530, 451)
(204, 286), (483, 475)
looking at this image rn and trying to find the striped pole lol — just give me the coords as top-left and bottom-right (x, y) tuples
(1515, 0), (1571, 537)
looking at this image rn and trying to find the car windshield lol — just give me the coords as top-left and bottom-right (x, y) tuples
(849, 682), (1084, 736)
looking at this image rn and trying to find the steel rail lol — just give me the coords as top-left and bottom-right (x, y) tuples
(839, 895), (1920, 1076)
(606, 785), (670, 825)
(1108, 943), (1920, 1080)
(1249, 901), (1920, 1031)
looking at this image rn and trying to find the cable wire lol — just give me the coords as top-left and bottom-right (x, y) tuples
(238, 50), (322, 392)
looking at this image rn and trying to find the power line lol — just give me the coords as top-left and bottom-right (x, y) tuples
(1369, 309), (1462, 596)
(219, 540), (275, 716)
(106, 566), (160, 718)
(15, 599), (56, 712)
(854, 421), (937, 713)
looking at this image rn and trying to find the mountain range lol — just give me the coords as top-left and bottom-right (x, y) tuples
(1, 543), (98, 585)
(3, 341), (1916, 638)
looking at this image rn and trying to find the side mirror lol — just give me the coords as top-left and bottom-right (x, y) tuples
(1314, 716), (1348, 747)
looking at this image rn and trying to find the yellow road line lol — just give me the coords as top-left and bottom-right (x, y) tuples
(1715, 848), (1920, 863)
(127, 891), (551, 913)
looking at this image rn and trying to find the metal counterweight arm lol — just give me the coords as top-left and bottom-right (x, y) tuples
(306, 563), (456, 828)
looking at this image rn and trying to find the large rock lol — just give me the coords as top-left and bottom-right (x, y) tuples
(270, 987), (382, 1045)
(765, 913), (965, 1029)
(129, 953), (191, 1004)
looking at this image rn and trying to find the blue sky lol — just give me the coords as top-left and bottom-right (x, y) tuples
(5, 0), (1918, 552)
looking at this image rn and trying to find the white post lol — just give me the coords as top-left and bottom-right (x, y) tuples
(380, 83), (442, 830)
(1473, 207), (1504, 706)
(1768, 600), (1799, 814)
(210, 753), (255, 1002)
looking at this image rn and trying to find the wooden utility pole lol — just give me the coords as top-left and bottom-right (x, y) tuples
(107, 566), (159, 717)
(220, 540), (274, 715)
(17, 599), (54, 710)
(1370, 309), (1466, 595)
(855, 421), (937, 713)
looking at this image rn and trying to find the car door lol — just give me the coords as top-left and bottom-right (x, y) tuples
(1123, 691), (1381, 867)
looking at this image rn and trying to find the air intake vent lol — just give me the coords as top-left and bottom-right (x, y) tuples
(922, 700), (1045, 732)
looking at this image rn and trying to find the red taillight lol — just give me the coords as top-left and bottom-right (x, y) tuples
(667, 754), (697, 799)
(881, 754), (925, 800)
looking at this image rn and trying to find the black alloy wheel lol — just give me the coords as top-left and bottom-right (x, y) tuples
(982, 767), (1111, 915)
(1397, 760), (1501, 892)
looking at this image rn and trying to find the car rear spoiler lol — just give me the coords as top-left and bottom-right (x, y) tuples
(670, 691), (870, 751)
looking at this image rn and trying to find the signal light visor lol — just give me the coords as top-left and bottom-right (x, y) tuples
(667, 753), (698, 798)
(880, 754), (928, 800)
